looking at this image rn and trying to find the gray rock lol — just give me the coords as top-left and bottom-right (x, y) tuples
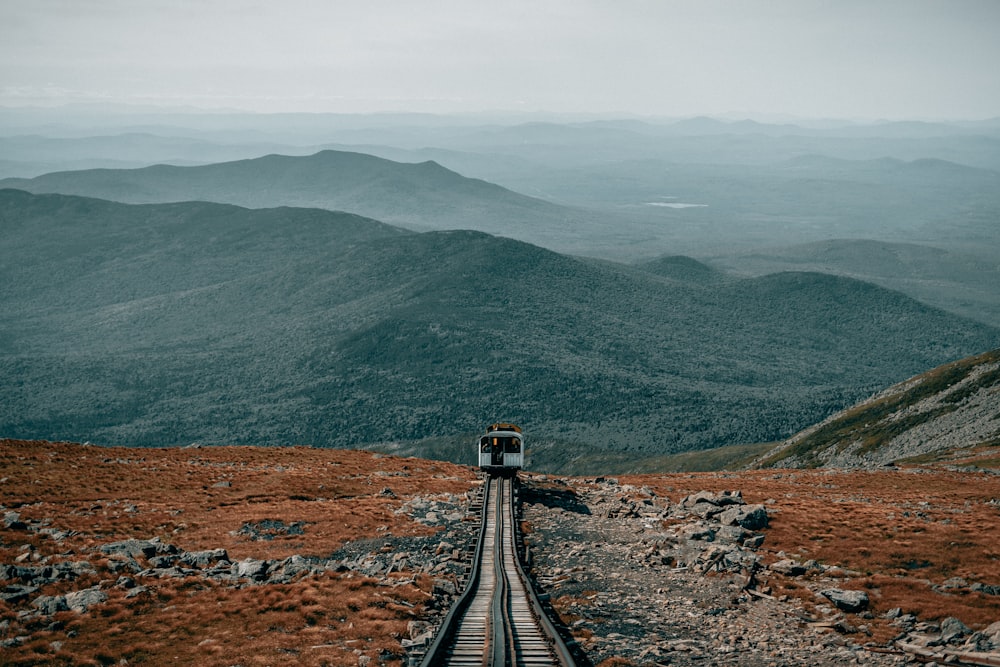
(279, 554), (313, 579)
(433, 578), (457, 596)
(3, 511), (27, 530)
(770, 559), (807, 576)
(65, 587), (107, 613)
(1, 584), (38, 604)
(32, 594), (69, 615)
(984, 620), (1000, 645)
(970, 582), (1000, 595)
(148, 555), (178, 569)
(820, 588), (869, 613)
(180, 548), (229, 567)
(714, 525), (749, 543)
(100, 538), (174, 559)
(940, 616), (971, 642)
(677, 523), (716, 541)
(236, 558), (270, 581)
(125, 585), (149, 599)
(718, 504), (768, 530)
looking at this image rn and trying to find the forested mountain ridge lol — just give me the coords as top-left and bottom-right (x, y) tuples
(2, 190), (997, 472)
(0, 150), (597, 251)
(705, 239), (1000, 327)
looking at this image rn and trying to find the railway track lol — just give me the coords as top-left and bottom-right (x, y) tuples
(418, 476), (577, 667)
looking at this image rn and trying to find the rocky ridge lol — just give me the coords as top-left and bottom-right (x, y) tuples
(756, 348), (1000, 469)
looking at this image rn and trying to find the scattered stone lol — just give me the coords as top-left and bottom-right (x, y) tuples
(236, 558), (270, 582)
(820, 588), (870, 613)
(769, 558), (808, 576)
(100, 537), (176, 559)
(179, 548), (229, 567)
(124, 586), (149, 599)
(65, 587), (107, 613)
(521, 479), (907, 667)
(32, 594), (69, 615)
(940, 616), (971, 642)
(718, 503), (769, 530)
(1, 584), (38, 604)
(237, 519), (306, 541)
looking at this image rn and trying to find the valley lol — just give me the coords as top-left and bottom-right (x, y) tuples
(2, 110), (1000, 471)
(2, 188), (996, 472)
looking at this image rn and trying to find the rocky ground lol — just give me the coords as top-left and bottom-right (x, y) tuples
(519, 474), (1000, 667)
(3, 440), (1000, 666)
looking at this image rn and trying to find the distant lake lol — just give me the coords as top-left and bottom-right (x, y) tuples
(645, 196), (708, 209)
(645, 202), (708, 209)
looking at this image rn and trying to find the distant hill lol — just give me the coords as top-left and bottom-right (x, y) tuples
(2, 190), (998, 472)
(753, 348), (1000, 469)
(0, 132), (315, 178)
(704, 239), (1000, 327)
(0, 150), (601, 254)
(635, 255), (728, 283)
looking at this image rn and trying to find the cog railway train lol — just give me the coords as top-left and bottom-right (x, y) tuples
(478, 422), (523, 477)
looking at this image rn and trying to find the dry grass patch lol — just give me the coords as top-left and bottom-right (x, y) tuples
(0, 439), (475, 666)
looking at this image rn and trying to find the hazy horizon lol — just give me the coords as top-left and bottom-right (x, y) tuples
(3, 0), (1000, 122)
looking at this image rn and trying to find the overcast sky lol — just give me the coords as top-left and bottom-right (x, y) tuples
(2, 0), (999, 120)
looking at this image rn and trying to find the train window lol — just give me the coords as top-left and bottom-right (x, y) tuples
(481, 437), (490, 453)
(504, 438), (521, 453)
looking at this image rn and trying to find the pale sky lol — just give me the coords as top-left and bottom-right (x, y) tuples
(2, 0), (999, 120)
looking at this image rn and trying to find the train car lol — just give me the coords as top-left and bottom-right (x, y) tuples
(478, 422), (523, 476)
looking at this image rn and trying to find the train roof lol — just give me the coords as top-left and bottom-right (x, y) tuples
(486, 422), (521, 434)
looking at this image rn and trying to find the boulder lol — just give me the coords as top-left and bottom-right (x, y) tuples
(65, 587), (107, 613)
(236, 558), (270, 581)
(770, 559), (807, 576)
(1, 584), (38, 604)
(718, 504), (768, 530)
(820, 588), (869, 613)
(940, 616), (971, 642)
(433, 578), (457, 597)
(32, 594), (69, 615)
(100, 538), (176, 559)
(180, 548), (229, 568)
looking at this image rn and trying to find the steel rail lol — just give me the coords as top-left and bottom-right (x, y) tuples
(418, 477), (493, 666)
(417, 476), (576, 667)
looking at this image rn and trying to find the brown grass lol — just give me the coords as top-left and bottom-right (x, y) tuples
(5, 439), (1000, 663)
(0, 439), (476, 666)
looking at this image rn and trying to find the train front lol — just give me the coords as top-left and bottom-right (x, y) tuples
(477, 422), (524, 476)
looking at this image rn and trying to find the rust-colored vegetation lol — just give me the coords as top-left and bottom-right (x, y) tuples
(4, 438), (999, 664)
(621, 457), (1000, 644)
(0, 439), (476, 666)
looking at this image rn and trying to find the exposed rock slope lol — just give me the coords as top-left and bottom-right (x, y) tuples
(754, 348), (1000, 468)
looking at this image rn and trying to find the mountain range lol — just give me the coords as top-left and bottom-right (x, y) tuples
(705, 239), (1000, 328)
(3, 188), (997, 472)
(0, 150), (610, 256)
